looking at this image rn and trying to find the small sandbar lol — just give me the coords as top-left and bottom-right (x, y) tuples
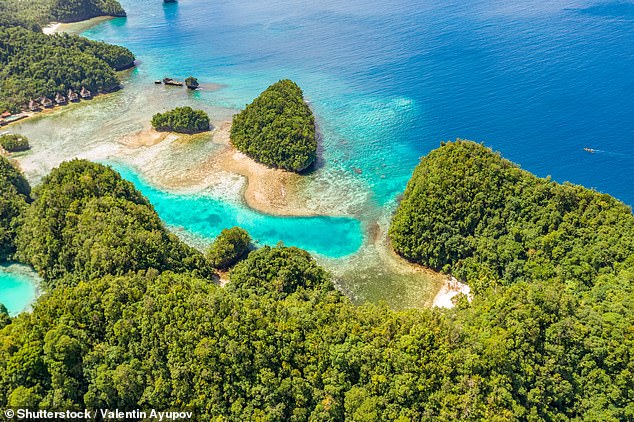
(119, 129), (171, 147)
(213, 123), (313, 216)
(116, 122), (316, 216)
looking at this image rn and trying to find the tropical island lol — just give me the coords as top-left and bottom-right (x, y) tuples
(231, 79), (317, 172)
(0, 0), (125, 28)
(0, 0), (633, 419)
(151, 106), (211, 134)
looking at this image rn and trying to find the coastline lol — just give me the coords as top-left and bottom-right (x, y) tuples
(119, 121), (317, 217)
(212, 122), (315, 217)
(41, 16), (114, 35)
(42, 23), (62, 35)
(431, 276), (471, 309)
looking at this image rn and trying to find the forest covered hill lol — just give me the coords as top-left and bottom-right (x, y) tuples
(1, 144), (633, 419)
(231, 79), (317, 172)
(0, 0), (125, 28)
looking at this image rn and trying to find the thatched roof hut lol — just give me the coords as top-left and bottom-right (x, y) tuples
(68, 89), (79, 102)
(29, 99), (41, 112)
(80, 87), (92, 99)
(41, 97), (53, 108)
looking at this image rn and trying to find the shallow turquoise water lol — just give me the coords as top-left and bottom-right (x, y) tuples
(110, 163), (364, 258)
(0, 265), (39, 316)
(7, 0), (634, 309)
(84, 0), (634, 206)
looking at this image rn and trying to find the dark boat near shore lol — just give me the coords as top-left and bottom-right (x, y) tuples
(163, 78), (184, 86)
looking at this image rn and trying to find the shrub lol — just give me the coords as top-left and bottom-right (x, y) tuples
(0, 134), (30, 152)
(207, 227), (251, 269)
(151, 106), (210, 134)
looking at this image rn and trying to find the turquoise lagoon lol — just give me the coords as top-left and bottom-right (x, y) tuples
(110, 163), (363, 258)
(6, 0), (634, 308)
(0, 265), (39, 316)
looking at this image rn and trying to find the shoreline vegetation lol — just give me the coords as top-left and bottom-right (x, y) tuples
(0, 0), (134, 119)
(119, 122), (316, 217)
(3, 144), (633, 418)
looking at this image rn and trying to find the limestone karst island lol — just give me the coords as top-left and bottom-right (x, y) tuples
(1, 0), (633, 419)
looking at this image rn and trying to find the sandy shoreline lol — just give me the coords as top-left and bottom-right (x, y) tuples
(42, 23), (62, 35)
(118, 122), (316, 216)
(42, 16), (114, 35)
(212, 122), (314, 216)
(432, 276), (471, 308)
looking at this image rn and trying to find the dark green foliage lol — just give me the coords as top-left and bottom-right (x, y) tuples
(230, 79), (317, 172)
(390, 140), (634, 292)
(0, 0), (125, 27)
(151, 106), (210, 134)
(16, 159), (212, 285)
(0, 304), (9, 328)
(228, 244), (331, 299)
(206, 227), (251, 269)
(1, 256), (633, 418)
(0, 134), (30, 152)
(49, 0), (126, 23)
(0, 27), (135, 111)
(185, 76), (199, 90)
(1, 145), (633, 419)
(0, 156), (30, 261)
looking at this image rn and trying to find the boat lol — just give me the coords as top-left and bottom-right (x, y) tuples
(155, 80), (162, 84)
(163, 78), (184, 87)
(583, 148), (597, 153)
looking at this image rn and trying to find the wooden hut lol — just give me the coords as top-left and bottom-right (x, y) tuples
(40, 97), (54, 108)
(29, 99), (41, 112)
(80, 87), (92, 99)
(55, 92), (67, 105)
(68, 89), (79, 102)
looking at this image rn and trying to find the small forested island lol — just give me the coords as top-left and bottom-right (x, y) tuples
(0, 0), (125, 27)
(185, 76), (199, 90)
(0, 0), (134, 113)
(1, 143), (633, 419)
(231, 79), (317, 172)
(151, 106), (211, 134)
(0, 134), (30, 152)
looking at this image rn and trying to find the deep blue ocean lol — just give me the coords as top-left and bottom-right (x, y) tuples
(85, 0), (634, 205)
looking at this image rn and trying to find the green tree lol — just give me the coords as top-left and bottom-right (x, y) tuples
(151, 106), (210, 134)
(206, 227), (251, 269)
(16, 159), (212, 284)
(0, 134), (30, 152)
(0, 156), (31, 261)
